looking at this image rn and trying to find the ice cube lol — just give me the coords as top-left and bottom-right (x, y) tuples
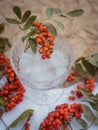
(26, 48), (41, 61)
(19, 49), (68, 88)
(26, 59), (56, 82)
(19, 52), (34, 69)
(50, 50), (67, 67)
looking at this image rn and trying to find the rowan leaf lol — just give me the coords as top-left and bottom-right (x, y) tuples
(3, 38), (11, 47)
(22, 28), (37, 42)
(43, 23), (57, 37)
(54, 8), (62, 15)
(29, 38), (37, 53)
(82, 104), (95, 123)
(93, 53), (98, 63)
(46, 8), (54, 18)
(75, 63), (87, 78)
(86, 56), (98, 68)
(80, 88), (91, 97)
(76, 118), (88, 129)
(0, 23), (4, 34)
(95, 118), (98, 124)
(0, 98), (5, 105)
(67, 9), (84, 17)
(75, 57), (85, 63)
(0, 38), (5, 49)
(0, 108), (4, 117)
(53, 20), (65, 31)
(13, 6), (21, 19)
(9, 109), (34, 128)
(22, 10), (31, 23)
(82, 59), (96, 76)
(23, 15), (37, 30)
(90, 101), (98, 111)
(5, 18), (21, 24)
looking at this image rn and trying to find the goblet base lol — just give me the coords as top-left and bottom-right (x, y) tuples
(24, 85), (64, 105)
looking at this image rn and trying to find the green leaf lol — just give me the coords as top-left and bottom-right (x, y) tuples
(13, 6), (21, 19)
(22, 10), (31, 23)
(0, 49), (4, 53)
(82, 59), (96, 76)
(80, 88), (91, 97)
(23, 15), (37, 30)
(0, 23), (4, 34)
(43, 23), (57, 37)
(75, 57), (85, 63)
(0, 108), (3, 114)
(75, 63), (87, 78)
(5, 18), (21, 24)
(76, 118), (88, 129)
(9, 109), (34, 128)
(29, 38), (37, 53)
(0, 38), (5, 49)
(0, 98), (5, 105)
(86, 56), (98, 68)
(22, 29), (37, 42)
(53, 20), (65, 31)
(3, 38), (11, 48)
(87, 101), (98, 111)
(46, 8), (54, 18)
(54, 8), (62, 15)
(83, 104), (95, 123)
(89, 95), (98, 101)
(95, 118), (98, 124)
(96, 94), (98, 98)
(67, 9), (84, 17)
(93, 54), (98, 63)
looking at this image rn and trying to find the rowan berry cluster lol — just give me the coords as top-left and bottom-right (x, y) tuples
(69, 79), (95, 101)
(33, 20), (54, 59)
(3, 59), (15, 82)
(40, 103), (83, 130)
(0, 53), (25, 112)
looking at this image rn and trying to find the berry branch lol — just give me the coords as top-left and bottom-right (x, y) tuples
(0, 118), (10, 130)
(5, 6), (84, 60)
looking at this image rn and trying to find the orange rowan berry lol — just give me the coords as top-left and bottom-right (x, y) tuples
(77, 84), (81, 89)
(49, 45), (53, 49)
(70, 90), (75, 94)
(35, 38), (42, 44)
(45, 51), (51, 58)
(43, 46), (49, 52)
(68, 96), (75, 101)
(38, 48), (44, 54)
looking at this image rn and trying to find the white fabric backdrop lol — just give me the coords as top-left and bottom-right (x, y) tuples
(0, 82), (98, 130)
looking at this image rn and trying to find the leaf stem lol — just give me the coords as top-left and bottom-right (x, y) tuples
(44, 14), (70, 21)
(70, 74), (80, 83)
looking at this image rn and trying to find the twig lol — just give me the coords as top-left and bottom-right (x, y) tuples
(67, 122), (73, 130)
(0, 118), (10, 130)
(70, 74), (80, 83)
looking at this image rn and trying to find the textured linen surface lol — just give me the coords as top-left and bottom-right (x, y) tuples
(0, 82), (98, 130)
